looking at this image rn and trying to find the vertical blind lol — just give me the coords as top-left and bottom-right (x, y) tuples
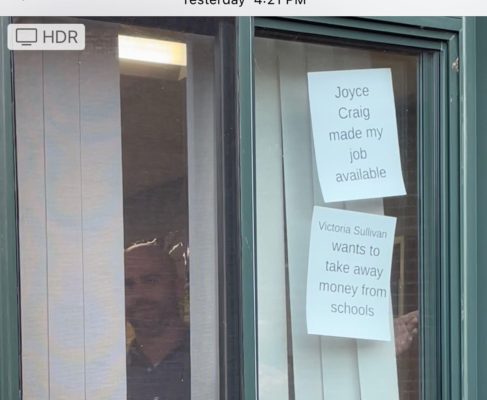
(15, 23), (127, 400)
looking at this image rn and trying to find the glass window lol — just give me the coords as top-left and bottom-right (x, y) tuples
(14, 17), (235, 400)
(120, 25), (193, 400)
(255, 33), (422, 400)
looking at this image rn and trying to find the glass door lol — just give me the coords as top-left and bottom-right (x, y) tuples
(254, 27), (439, 400)
(13, 17), (237, 400)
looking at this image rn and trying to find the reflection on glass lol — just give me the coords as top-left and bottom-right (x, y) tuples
(120, 28), (190, 400)
(14, 17), (224, 400)
(255, 35), (420, 400)
(125, 239), (190, 400)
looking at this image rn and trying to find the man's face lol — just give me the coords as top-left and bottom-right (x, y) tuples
(125, 245), (181, 337)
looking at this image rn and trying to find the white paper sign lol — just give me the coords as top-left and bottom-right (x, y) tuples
(307, 68), (406, 202)
(306, 206), (397, 341)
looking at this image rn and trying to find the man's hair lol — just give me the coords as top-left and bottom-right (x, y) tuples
(124, 238), (180, 280)
(125, 234), (186, 263)
(124, 238), (159, 254)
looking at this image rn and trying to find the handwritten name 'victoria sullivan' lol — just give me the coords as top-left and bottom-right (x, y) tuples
(318, 221), (387, 238)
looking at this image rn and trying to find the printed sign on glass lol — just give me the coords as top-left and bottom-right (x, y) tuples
(307, 68), (406, 202)
(307, 206), (397, 341)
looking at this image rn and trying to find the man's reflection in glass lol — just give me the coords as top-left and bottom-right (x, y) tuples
(125, 238), (190, 400)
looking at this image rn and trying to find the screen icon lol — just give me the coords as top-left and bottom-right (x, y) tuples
(15, 28), (38, 47)
(8, 24), (85, 51)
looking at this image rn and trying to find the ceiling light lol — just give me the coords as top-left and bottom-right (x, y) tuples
(118, 35), (187, 66)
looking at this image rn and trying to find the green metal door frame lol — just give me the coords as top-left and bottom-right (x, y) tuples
(0, 16), (21, 400)
(238, 16), (477, 400)
(476, 17), (487, 400)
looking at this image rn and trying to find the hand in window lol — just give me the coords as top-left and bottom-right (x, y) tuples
(394, 310), (419, 356)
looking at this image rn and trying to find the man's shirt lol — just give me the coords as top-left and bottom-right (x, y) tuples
(127, 336), (190, 400)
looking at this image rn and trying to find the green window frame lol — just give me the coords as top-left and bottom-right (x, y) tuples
(238, 16), (477, 400)
(0, 15), (478, 400)
(0, 16), (21, 400)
